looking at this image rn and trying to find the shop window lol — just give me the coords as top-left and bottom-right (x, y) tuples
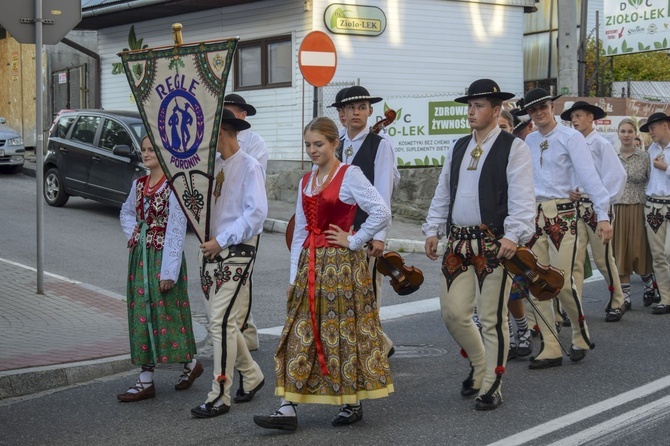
(235, 36), (291, 90)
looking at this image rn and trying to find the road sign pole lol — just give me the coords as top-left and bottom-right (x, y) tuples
(35, 0), (44, 294)
(313, 86), (318, 119)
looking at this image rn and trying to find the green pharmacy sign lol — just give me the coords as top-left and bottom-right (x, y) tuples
(324, 4), (386, 37)
(603, 0), (670, 55)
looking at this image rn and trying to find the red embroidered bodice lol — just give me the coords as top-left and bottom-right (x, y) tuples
(129, 176), (169, 250)
(301, 165), (357, 248)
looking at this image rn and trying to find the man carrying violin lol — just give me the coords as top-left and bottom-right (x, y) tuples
(336, 85), (397, 357)
(522, 89), (614, 369)
(424, 79), (536, 411)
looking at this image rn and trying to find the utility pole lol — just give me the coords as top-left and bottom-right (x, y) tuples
(557, 0), (579, 96)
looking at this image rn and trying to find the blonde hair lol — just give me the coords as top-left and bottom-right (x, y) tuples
(499, 110), (514, 129)
(618, 118), (637, 132)
(304, 117), (339, 143)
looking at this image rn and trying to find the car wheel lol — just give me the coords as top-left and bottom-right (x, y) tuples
(44, 168), (69, 207)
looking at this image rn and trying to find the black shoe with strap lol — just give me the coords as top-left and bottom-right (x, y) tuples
(332, 403), (363, 426)
(254, 402), (298, 431)
(652, 304), (670, 315)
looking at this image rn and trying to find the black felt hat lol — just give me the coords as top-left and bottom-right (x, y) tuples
(220, 108), (251, 131)
(339, 86), (382, 105)
(224, 93), (257, 116)
(560, 101), (606, 121)
(454, 79), (515, 104)
(522, 88), (562, 111)
(511, 108), (531, 135)
(640, 112), (670, 133)
(329, 87), (350, 108)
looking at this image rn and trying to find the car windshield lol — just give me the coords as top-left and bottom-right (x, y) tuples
(130, 123), (147, 141)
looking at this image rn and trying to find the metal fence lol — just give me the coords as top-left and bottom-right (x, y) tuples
(612, 81), (670, 102)
(317, 79), (359, 121)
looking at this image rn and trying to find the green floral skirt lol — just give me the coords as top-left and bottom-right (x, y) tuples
(126, 246), (197, 365)
(274, 246), (394, 405)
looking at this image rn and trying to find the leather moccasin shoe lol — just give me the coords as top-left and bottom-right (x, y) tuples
(460, 383), (480, 397)
(475, 393), (502, 411)
(387, 346), (396, 358)
(253, 413), (298, 431)
(191, 403), (230, 418)
(117, 382), (155, 402)
(569, 347), (587, 362)
(332, 404), (363, 426)
(233, 378), (265, 403)
(652, 304), (670, 315)
(175, 360), (204, 391)
(528, 357), (563, 370)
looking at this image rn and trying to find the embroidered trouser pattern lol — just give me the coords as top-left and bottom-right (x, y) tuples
(573, 201), (624, 312)
(645, 199), (670, 306)
(440, 234), (509, 397)
(199, 236), (263, 406)
(526, 200), (592, 359)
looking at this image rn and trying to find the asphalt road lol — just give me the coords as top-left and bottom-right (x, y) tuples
(2, 172), (670, 446)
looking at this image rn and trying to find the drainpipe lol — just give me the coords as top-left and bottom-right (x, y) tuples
(61, 37), (101, 109)
(82, 0), (171, 18)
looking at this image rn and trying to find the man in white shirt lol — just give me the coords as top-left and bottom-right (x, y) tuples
(522, 88), (614, 369)
(336, 86), (396, 357)
(224, 94), (268, 173)
(191, 109), (266, 418)
(560, 101), (627, 322)
(424, 79), (536, 410)
(640, 112), (670, 314)
(223, 93), (267, 353)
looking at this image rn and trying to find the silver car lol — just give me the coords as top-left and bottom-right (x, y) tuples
(0, 117), (25, 174)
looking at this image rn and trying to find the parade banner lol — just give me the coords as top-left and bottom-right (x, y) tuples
(119, 27), (238, 243)
(603, 0), (670, 55)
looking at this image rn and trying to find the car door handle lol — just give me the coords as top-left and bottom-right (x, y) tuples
(91, 156), (101, 162)
(59, 147), (68, 153)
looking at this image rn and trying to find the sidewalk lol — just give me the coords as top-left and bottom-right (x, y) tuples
(2, 160), (426, 400)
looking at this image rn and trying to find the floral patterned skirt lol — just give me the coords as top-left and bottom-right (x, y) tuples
(274, 246), (394, 405)
(126, 246), (197, 365)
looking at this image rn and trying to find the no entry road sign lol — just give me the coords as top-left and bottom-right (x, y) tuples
(298, 31), (337, 87)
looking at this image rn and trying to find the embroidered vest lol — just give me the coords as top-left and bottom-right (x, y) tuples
(301, 165), (357, 248)
(337, 132), (383, 230)
(130, 176), (170, 250)
(448, 131), (515, 237)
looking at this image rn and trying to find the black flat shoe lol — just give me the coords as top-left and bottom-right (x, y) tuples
(254, 413), (298, 431)
(460, 367), (478, 397)
(652, 304), (670, 314)
(234, 378), (265, 403)
(528, 357), (563, 370)
(475, 393), (502, 411)
(387, 346), (395, 358)
(569, 347), (587, 362)
(332, 404), (363, 426)
(191, 403), (230, 418)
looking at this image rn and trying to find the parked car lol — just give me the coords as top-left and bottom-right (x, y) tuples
(0, 117), (26, 174)
(44, 109), (148, 207)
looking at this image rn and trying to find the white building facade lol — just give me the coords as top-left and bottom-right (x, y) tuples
(93, 0), (536, 165)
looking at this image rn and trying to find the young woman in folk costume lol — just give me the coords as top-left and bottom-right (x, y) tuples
(254, 117), (393, 432)
(117, 136), (201, 402)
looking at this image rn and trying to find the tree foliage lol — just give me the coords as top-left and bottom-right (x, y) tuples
(583, 37), (670, 95)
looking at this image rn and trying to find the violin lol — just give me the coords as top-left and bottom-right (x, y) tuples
(376, 251), (424, 296)
(285, 214), (296, 250)
(481, 225), (564, 301)
(372, 109), (397, 135)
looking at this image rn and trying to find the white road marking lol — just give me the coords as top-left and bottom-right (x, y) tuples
(0, 257), (81, 283)
(546, 395), (670, 446)
(487, 375), (670, 446)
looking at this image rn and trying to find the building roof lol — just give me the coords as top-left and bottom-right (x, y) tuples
(77, 0), (260, 30)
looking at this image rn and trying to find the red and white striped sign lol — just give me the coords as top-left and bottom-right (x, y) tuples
(298, 31), (337, 87)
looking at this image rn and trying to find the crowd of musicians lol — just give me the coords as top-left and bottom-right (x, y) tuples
(115, 80), (670, 429)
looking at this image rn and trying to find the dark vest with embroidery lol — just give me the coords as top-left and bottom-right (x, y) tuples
(337, 132), (383, 230)
(448, 131), (515, 237)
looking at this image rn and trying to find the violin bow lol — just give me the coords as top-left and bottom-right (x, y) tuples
(480, 225), (572, 358)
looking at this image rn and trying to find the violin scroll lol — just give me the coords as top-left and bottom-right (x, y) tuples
(372, 109), (397, 135)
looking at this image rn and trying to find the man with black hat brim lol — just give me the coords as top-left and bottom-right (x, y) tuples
(521, 87), (615, 369)
(337, 85), (396, 358)
(424, 79), (536, 411)
(511, 108), (533, 139)
(224, 94), (268, 174)
(191, 107), (267, 418)
(561, 101), (628, 322)
(640, 112), (670, 314)
(223, 93), (268, 354)
(329, 87), (350, 138)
